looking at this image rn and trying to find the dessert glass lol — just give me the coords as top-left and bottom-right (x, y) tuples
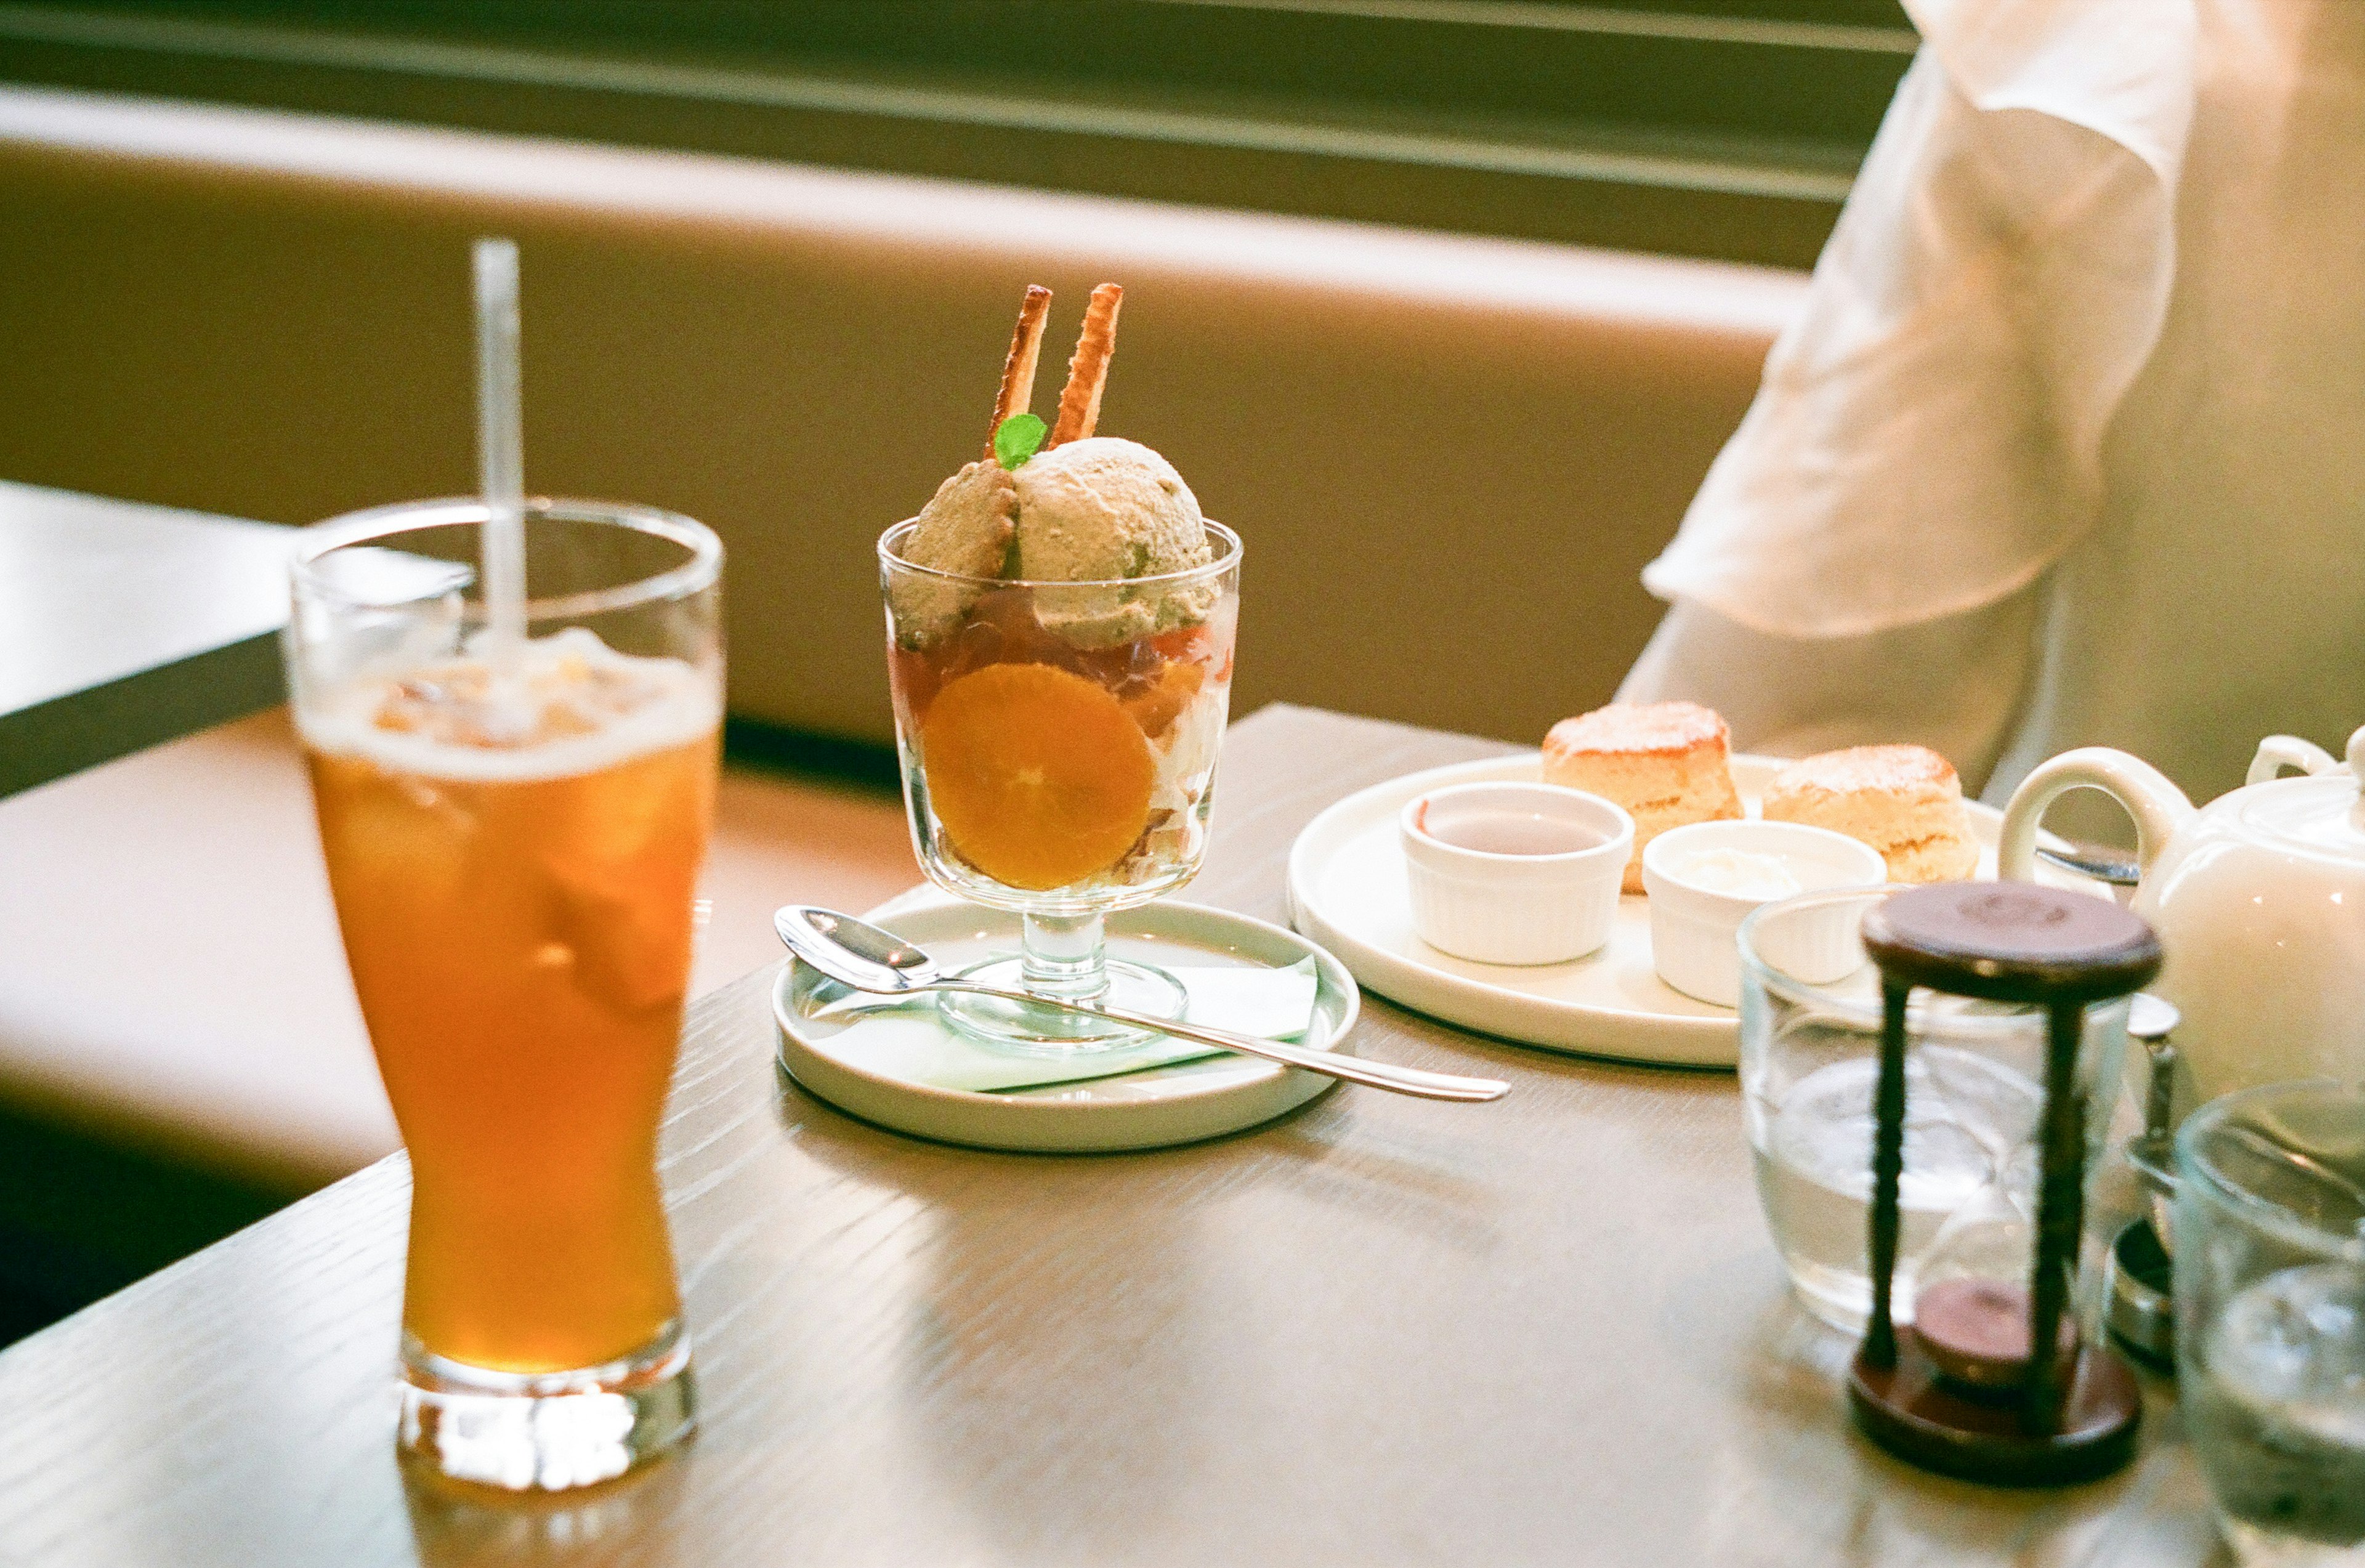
(879, 518), (1241, 1053)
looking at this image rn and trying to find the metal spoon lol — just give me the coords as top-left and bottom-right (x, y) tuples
(774, 905), (1508, 1103)
(2036, 844), (2141, 888)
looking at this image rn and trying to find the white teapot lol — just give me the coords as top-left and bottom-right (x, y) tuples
(1999, 725), (2365, 1123)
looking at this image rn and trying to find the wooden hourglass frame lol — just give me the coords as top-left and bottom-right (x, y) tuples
(1848, 882), (2162, 1487)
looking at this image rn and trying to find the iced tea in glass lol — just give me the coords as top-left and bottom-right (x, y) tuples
(287, 497), (721, 1491)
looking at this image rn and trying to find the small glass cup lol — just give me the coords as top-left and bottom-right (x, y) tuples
(1737, 886), (2130, 1331)
(288, 498), (721, 1490)
(878, 517), (1241, 1053)
(2177, 1080), (2365, 1565)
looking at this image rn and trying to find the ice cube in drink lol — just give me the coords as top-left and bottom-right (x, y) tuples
(2188, 1261), (2365, 1562)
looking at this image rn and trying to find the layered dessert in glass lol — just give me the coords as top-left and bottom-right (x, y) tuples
(878, 283), (1241, 1050)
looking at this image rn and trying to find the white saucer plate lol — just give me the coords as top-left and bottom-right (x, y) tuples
(1287, 753), (2089, 1070)
(775, 892), (1361, 1153)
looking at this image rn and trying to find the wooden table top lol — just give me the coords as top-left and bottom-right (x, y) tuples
(0, 480), (289, 798)
(0, 705), (2226, 1566)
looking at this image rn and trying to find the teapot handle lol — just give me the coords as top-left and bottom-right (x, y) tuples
(1999, 748), (2196, 883)
(2246, 735), (2339, 786)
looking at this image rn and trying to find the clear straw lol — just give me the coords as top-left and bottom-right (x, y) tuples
(472, 236), (527, 657)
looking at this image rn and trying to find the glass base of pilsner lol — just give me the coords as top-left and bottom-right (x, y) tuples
(939, 954), (1188, 1055)
(397, 1321), (694, 1492)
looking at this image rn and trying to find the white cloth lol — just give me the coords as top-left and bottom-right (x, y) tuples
(1626, 0), (2365, 806)
(1623, 591), (2041, 791)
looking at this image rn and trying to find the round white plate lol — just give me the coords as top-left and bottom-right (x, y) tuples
(774, 893), (1361, 1152)
(1287, 753), (2081, 1070)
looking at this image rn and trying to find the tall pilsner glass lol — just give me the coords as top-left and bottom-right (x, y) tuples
(286, 498), (722, 1491)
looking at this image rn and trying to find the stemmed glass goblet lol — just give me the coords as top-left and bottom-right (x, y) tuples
(878, 518), (1242, 1053)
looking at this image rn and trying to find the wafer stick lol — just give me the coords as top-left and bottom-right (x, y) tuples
(984, 285), (1054, 459)
(1048, 283), (1123, 448)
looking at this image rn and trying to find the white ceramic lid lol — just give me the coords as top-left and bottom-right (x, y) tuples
(2230, 724), (2365, 862)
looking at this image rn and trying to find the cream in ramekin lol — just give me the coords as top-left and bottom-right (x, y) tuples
(1641, 820), (1886, 1005)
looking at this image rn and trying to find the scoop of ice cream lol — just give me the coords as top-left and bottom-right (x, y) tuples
(1013, 438), (1204, 579)
(1011, 437), (1216, 647)
(889, 460), (1017, 647)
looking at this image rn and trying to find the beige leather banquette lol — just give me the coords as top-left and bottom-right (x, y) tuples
(0, 84), (1803, 749)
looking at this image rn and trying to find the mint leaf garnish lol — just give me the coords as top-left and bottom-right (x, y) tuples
(994, 412), (1048, 470)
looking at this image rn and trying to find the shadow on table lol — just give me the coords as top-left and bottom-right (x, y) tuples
(769, 1074), (1228, 1551)
(766, 1064), (1540, 1561)
(0, 1101), (301, 1349)
(1661, 1258), (2228, 1567)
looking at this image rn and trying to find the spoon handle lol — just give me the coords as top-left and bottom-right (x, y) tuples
(936, 982), (1508, 1103)
(2034, 844), (2140, 887)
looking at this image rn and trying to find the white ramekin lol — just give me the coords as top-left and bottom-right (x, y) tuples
(1399, 782), (1635, 966)
(1641, 820), (1887, 1006)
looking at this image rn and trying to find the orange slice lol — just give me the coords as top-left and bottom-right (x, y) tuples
(1120, 658), (1204, 742)
(920, 662), (1155, 890)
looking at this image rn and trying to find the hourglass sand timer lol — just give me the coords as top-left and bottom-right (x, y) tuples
(1850, 883), (2162, 1485)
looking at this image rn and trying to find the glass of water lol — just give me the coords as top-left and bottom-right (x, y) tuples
(2177, 1080), (2365, 1565)
(1737, 886), (2132, 1331)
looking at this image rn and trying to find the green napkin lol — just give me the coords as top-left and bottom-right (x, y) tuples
(807, 956), (1322, 1093)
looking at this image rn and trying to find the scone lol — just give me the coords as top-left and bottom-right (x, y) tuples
(1761, 745), (1979, 883)
(1543, 701), (1742, 894)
